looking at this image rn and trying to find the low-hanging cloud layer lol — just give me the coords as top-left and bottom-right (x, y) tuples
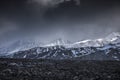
(0, 0), (120, 46)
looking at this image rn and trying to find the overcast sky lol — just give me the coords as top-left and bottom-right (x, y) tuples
(0, 0), (120, 45)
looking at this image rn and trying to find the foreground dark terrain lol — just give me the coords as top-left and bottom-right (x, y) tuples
(0, 58), (120, 80)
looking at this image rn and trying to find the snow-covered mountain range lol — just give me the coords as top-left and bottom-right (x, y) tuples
(0, 32), (120, 60)
(0, 38), (44, 55)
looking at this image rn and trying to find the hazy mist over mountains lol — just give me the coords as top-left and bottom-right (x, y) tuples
(0, 0), (120, 46)
(1, 1), (120, 80)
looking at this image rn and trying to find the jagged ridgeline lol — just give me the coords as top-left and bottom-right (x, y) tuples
(0, 32), (120, 60)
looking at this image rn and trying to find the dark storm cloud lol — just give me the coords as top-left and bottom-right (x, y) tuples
(27, 0), (80, 6)
(28, 0), (64, 6)
(0, 0), (120, 45)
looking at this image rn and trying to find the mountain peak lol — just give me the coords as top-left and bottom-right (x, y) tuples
(44, 38), (72, 47)
(106, 32), (120, 42)
(107, 32), (120, 38)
